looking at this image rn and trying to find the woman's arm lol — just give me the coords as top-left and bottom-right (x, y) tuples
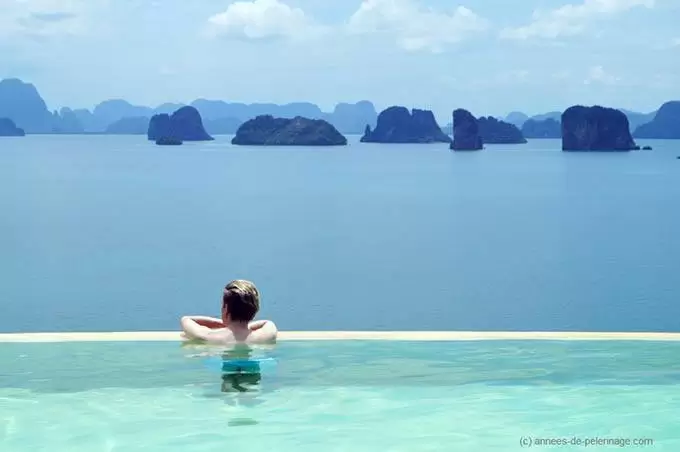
(180, 316), (216, 340)
(183, 316), (224, 329)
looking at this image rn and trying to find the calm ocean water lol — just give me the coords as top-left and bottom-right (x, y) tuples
(1, 135), (679, 333)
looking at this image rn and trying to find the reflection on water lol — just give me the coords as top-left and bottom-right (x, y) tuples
(5, 341), (680, 397)
(182, 343), (270, 397)
(220, 344), (263, 394)
(221, 373), (262, 393)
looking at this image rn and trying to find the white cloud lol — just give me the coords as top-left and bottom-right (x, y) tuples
(0, 0), (105, 38)
(205, 0), (488, 50)
(206, 0), (319, 41)
(346, 0), (489, 53)
(500, 0), (655, 40)
(583, 65), (621, 85)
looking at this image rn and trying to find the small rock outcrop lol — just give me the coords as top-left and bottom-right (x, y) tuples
(148, 114), (172, 140)
(232, 115), (347, 146)
(147, 106), (213, 142)
(0, 118), (25, 136)
(156, 137), (182, 146)
(171, 106), (213, 141)
(633, 101), (680, 139)
(450, 109), (483, 151)
(561, 105), (637, 151)
(521, 118), (561, 138)
(360, 106), (451, 143)
(477, 116), (527, 144)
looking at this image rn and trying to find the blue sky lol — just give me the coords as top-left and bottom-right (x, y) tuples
(1, 0), (678, 122)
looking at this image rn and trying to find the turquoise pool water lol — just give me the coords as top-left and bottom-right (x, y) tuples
(1, 340), (679, 451)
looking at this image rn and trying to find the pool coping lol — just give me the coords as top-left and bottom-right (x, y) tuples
(2, 331), (680, 342)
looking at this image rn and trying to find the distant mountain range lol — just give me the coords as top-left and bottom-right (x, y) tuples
(0, 78), (378, 135)
(0, 78), (677, 139)
(501, 109), (657, 132)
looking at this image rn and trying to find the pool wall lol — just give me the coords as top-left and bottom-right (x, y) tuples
(2, 331), (680, 342)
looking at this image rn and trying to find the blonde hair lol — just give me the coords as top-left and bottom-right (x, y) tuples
(222, 279), (260, 322)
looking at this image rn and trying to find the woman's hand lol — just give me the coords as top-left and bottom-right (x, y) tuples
(248, 320), (268, 331)
(189, 316), (225, 329)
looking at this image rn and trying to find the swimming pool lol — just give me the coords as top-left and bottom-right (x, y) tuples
(2, 337), (679, 451)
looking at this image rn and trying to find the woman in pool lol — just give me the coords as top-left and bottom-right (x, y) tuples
(180, 279), (278, 344)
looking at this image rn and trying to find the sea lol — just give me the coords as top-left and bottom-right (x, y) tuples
(1, 135), (679, 333)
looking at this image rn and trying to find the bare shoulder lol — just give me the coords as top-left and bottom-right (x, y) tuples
(251, 320), (278, 343)
(260, 319), (278, 335)
(249, 319), (278, 331)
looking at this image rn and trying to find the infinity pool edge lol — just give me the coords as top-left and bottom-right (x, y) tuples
(2, 331), (680, 342)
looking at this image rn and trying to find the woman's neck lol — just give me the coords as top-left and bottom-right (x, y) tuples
(224, 319), (249, 330)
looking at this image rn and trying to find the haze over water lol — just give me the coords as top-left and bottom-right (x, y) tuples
(1, 135), (679, 333)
